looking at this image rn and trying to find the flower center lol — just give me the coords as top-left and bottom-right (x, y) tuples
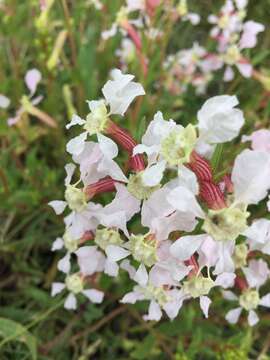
(233, 243), (248, 268)
(95, 227), (123, 250)
(202, 206), (249, 242)
(218, 14), (230, 29)
(65, 274), (84, 294)
(183, 275), (215, 298)
(127, 172), (160, 200)
(83, 100), (108, 136)
(223, 45), (241, 65)
(239, 289), (260, 311)
(63, 231), (79, 252)
(127, 234), (157, 267)
(160, 124), (197, 166)
(64, 185), (87, 212)
(140, 284), (171, 306)
(177, 0), (188, 16)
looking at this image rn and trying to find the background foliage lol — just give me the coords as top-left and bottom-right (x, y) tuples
(0, 0), (270, 359)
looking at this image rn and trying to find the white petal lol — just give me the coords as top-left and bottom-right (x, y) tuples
(259, 294), (270, 308)
(134, 264), (148, 286)
(170, 234), (206, 261)
(105, 245), (130, 262)
(198, 95), (244, 144)
(66, 114), (86, 129)
(225, 307), (242, 324)
(222, 290), (238, 301)
(121, 291), (143, 304)
(57, 253), (71, 274)
(64, 163), (76, 186)
(25, 68), (41, 95)
(51, 282), (65, 296)
(66, 132), (88, 155)
(120, 259), (136, 279)
(97, 133), (118, 159)
(82, 289), (104, 303)
(232, 149), (270, 205)
(200, 296), (212, 318)
(64, 293), (77, 310)
(51, 237), (64, 251)
(0, 94), (10, 109)
(104, 259), (119, 277)
(167, 186), (205, 218)
(215, 273), (236, 288)
(143, 300), (162, 321)
(142, 161), (166, 187)
(248, 310), (259, 326)
(48, 200), (67, 215)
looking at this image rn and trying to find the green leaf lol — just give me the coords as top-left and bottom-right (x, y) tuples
(0, 317), (37, 360)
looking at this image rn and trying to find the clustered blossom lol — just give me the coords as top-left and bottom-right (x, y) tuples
(163, 0), (264, 94)
(49, 69), (270, 326)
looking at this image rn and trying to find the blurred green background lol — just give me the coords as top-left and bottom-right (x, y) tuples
(0, 1), (270, 359)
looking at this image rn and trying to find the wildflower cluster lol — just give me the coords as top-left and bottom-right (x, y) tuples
(50, 69), (270, 326)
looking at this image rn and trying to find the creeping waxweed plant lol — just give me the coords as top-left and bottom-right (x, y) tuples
(49, 68), (270, 325)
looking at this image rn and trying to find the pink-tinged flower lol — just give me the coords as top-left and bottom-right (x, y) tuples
(51, 273), (104, 310)
(121, 265), (187, 321)
(244, 219), (270, 255)
(197, 95), (244, 144)
(94, 183), (141, 236)
(224, 261), (270, 326)
(231, 149), (270, 205)
(242, 129), (270, 153)
(240, 21), (265, 49)
(72, 138), (127, 185)
(66, 69), (144, 156)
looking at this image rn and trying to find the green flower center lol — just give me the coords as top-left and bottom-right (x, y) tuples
(65, 185), (87, 212)
(95, 228), (123, 250)
(223, 45), (241, 65)
(83, 101), (108, 136)
(127, 172), (160, 200)
(239, 289), (260, 311)
(183, 275), (215, 298)
(233, 243), (248, 269)
(202, 206), (250, 242)
(63, 231), (79, 252)
(160, 124), (197, 166)
(127, 234), (157, 267)
(65, 274), (83, 294)
(139, 284), (171, 306)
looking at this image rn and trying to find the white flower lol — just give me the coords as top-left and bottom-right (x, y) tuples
(197, 95), (244, 144)
(51, 273), (104, 310)
(102, 69), (145, 116)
